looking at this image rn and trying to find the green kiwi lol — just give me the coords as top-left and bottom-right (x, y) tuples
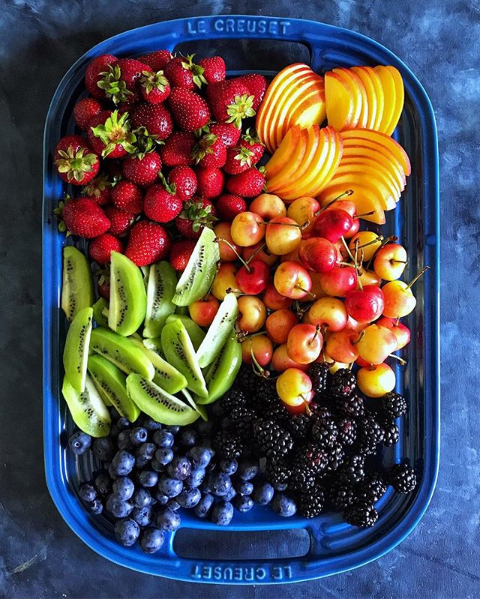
(62, 374), (111, 437)
(172, 227), (220, 306)
(143, 261), (177, 338)
(126, 374), (199, 425)
(92, 297), (109, 328)
(90, 327), (155, 380)
(87, 354), (140, 421)
(181, 388), (208, 422)
(61, 246), (95, 321)
(63, 306), (93, 392)
(165, 314), (206, 350)
(175, 306), (189, 315)
(160, 320), (208, 398)
(196, 292), (239, 368)
(109, 251), (147, 337)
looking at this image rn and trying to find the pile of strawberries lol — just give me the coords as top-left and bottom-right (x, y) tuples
(54, 50), (268, 284)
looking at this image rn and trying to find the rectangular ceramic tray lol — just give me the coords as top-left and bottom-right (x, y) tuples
(43, 15), (440, 585)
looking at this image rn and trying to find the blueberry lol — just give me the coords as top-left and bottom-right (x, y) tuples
(224, 486), (237, 502)
(185, 467), (206, 488)
(153, 430), (174, 448)
(140, 528), (165, 554)
(211, 500), (234, 526)
(106, 495), (134, 518)
(165, 425), (180, 434)
(199, 479), (212, 494)
(137, 442), (156, 460)
(93, 437), (115, 461)
(167, 456), (192, 481)
(108, 463), (119, 480)
(237, 459), (259, 481)
(117, 417), (131, 431)
(187, 446), (212, 469)
(157, 475), (183, 498)
(135, 455), (150, 469)
(179, 428), (197, 448)
(209, 473), (232, 497)
(78, 484), (97, 503)
(141, 418), (163, 432)
(151, 459), (166, 473)
(271, 493), (297, 517)
(111, 450), (135, 476)
(130, 427), (148, 446)
(219, 459), (238, 475)
(235, 481), (254, 496)
(94, 472), (112, 496)
(233, 495), (254, 513)
(68, 431), (91, 455)
(132, 505), (153, 527)
(167, 498), (181, 511)
(155, 507), (181, 532)
(194, 494), (214, 518)
(273, 482), (288, 492)
(117, 430), (134, 451)
(176, 486), (202, 509)
(154, 493), (170, 505)
(155, 448), (174, 466)
(90, 498), (104, 515)
(114, 518), (140, 546)
(109, 424), (121, 438)
(132, 488), (152, 508)
(109, 406), (120, 421)
(139, 470), (158, 488)
(252, 481), (274, 505)
(206, 459), (218, 473)
(112, 477), (135, 501)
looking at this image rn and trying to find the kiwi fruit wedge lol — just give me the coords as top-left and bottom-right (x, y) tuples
(61, 246), (94, 321)
(109, 251), (147, 337)
(62, 374), (111, 437)
(196, 292), (239, 368)
(165, 314), (205, 351)
(143, 261), (177, 338)
(63, 306), (93, 393)
(92, 297), (109, 328)
(181, 388), (208, 422)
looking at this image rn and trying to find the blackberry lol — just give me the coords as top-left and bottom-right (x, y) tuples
(253, 377), (279, 408)
(288, 467), (316, 493)
(263, 401), (290, 426)
(328, 479), (356, 510)
(287, 413), (312, 441)
(381, 392), (407, 418)
(289, 444), (329, 491)
(220, 387), (247, 414)
(264, 459), (292, 488)
(344, 502), (378, 528)
(354, 416), (384, 455)
(335, 394), (365, 418)
(329, 369), (356, 398)
(297, 487), (326, 518)
(388, 464), (417, 493)
(325, 442), (345, 473)
(253, 420), (293, 460)
(308, 363), (329, 395)
(234, 366), (259, 396)
(311, 417), (338, 448)
(337, 418), (357, 446)
(337, 454), (365, 483)
(227, 405), (257, 439)
(356, 472), (387, 503)
(309, 404), (333, 420)
(381, 418), (400, 447)
(213, 431), (244, 460)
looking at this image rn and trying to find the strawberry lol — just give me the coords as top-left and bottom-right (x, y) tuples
(140, 70), (171, 104)
(192, 133), (227, 169)
(85, 54), (117, 98)
(111, 181), (144, 214)
(206, 80), (255, 127)
(160, 132), (196, 166)
(98, 58), (152, 105)
(55, 197), (110, 238)
(168, 88), (211, 132)
(104, 206), (136, 237)
(235, 74), (268, 110)
(169, 239), (197, 271)
(74, 98), (103, 131)
(89, 233), (124, 264)
(169, 166), (197, 202)
(130, 103), (173, 139)
(223, 129), (265, 175)
(125, 221), (171, 266)
(226, 167), (265, 198)
(215, 194), (247, 221)
(137, 50), (172, 71)
(82, 174), (112, 205)
(196, 167), (225, 198)
(144, 180), (183, 223)
(87, 110), (136, 158)
(175, 198), (217, 239)
(96, 269), (111, 299)
(210, 122), (241, 147)
(122, 152), (162, 187)
(54, 135), (100, 185)
(164, 55), (206, 90)
(198, 56), (226, 83)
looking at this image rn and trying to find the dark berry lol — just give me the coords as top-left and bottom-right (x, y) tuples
(151, 459), (165, 472)
(194, 493), (215, 518)
(112, 476), (135, 501)
(213, 431), (244, 459)
(337, 418), (357, 446)
(155, 447), (174, 465)
(165, 425), (180, 434)
(344, 502), (378, 528)
(211, 500), (234, 525)
(185, 467), (206, 488)
(219, 458), (238, 475)
(287, 413), (312, 441)
(388, 464), (417, 493)
(132, 487), (152, 508)
(68, 431), (91, 455)
(381, 419), (400, 447)
(130, 427), (148, 446)
(234, 480), (254, 496)
(157, 475), (183, 498)
(209, 472), (232, 497)
(137, 442), (156, 460)
(253, 420), (293, 460)
(224, 486), (237, 502)
(237, 459), (259, 481)
(176, 486), (202, 508)
(153, 430), (174, 448)
(233, 495), (254, 513)
(132, 505), (153, 527)
(253, 481), (274, 505)
(335, 394), (365, 418)
(381, 392), (407, 418)
(93, 437), (115, 461)
(154, 492), (170, 505)
(141, 417), (163, 432)
(179, 428), (198, 448)
(308, 363), (329, 394)
(329, 369), (356, 398)
(139, 470), (158, 488)
(271, 493), (297, 517)
(78, 483), (97, 503)
(338, 454), (365, 483)
(140, 528), (165, 553)
(106, 495), (134, 518)
(167, 498), (181, 511)
(167, 456), (192, 480)
(94, 472), (111, 495)
(117, 430), (134, 451)
(187, 446), (213, 469)
(311, 417), (338, 448)
(328, 480), (356, 510)
(220, 387), (247, 413)
(90, 498), (103, 515)
(297, 487), (325, 518)
(114, 518), (140, 546)
(264, 459), (291, 489)
(155, 507), (181, 531)
(117, 417), (131, 430)
(111, 450), (135, 476)
(356, 472), (388, 503)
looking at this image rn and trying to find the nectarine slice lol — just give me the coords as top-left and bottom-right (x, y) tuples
(342, 144), (406, 190)
(318, 180), (386, 225)
(339, 68), (369, 128)
(385, 66), (404, 136)
(342, 138), (407, 185)
(374, 66), (397, 135)
(267, 128), (309, 192)
(325, 72), (354, 131)
(311, 127), (344, 195)
(288, 78), (326, 131)
(338, 152), (404, 193)
(340, 129), (410, 176)
(363, 67), (385, 131)
(334, 161), (399, 209)
(265, 126), (302, 180)
(333, 68), (362, 128)
(351, 66), (377, 130)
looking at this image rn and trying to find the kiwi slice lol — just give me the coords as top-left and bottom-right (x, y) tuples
(109, 251), (147, 337)
(181, 388), (208, 422)
(90, 327), (155, 380)
(165, 314), (206, 351)
(172, 227), (220, 306)
(62, 374), (111, 437)
(160, 320), (208, 398)
(197, 333), (242, 405)
(175, 306), (189, 315)
(196, 292), (239, 368)
(63, 306), (93, 393)
(61, 246), (95, 321)
(126, 374), (199, 426)
(92, 297), (109, 328)
(87, 354), (140, 422)
(143, 261), (177, 338)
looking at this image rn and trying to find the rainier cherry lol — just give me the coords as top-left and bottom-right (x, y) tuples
(320, 265), (357, 297)
(189, 295), (219, 327)
(376, 316), (411, 350)
(287, 196), (320, 238)
(214, 222), (241, 262)
(357, 363), (396, 398)
(265, 309), (299, 344)
(236, 259), (270, 295)
(211, 263), (238, 300)
(286, 324), (323, 364)
(356, 324), (398, 364)
(298, 237), (337, 273)
(241, 334), (273, 367)
(237, 296), (267, 333)
(265, 217), (302, 256)
(274, 261), (313, 300)
(249, 193), (287, 220)
(374, 243), (408, 281)
(314, 209), (353, 243)
(345, 285), (385, 323)
(349, 231), (382, 262)
(382, 267), (429, 319)
(263, 284), (293, 310)
(272, 344), (309, 373)
(325, 330), (359, 363)
(243, 242), (277, 267)
(276, 368), (313, 409)
(231, 211), (266, 247)
(307, 297), (348, 331)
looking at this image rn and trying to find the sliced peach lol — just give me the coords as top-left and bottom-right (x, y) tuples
(333, 68), (362, 127)
(334, 162), (398, 209)
(362, 67), (384, 131)
(267, 129), (309, 192)
(288, 77), (326, 131)
(339, 68), (368, 128)
(311, 127), (344, 195)
(351, 66), (377, 129)
(265, 126), (302, 180)
(374, 66), (396, 135)
(342, 139), (407, 186)
(342, 145), (406, 190)
(385, 66), (404, 135)
(318, 181), (386, 225)
(325, 72), (354, 131)
(338, 154), (404, 194)
(322, 169), (391, 210)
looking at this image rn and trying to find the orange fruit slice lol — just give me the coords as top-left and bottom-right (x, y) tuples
(265, 126), (302, 180)
(325, 72), (355, 131)
(385, 66), (404, 135)
(351, 66), (377, 129)
(374, 66), (396, 135)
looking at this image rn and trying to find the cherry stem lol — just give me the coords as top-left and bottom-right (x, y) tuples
(260, 220), (302, 228)
(225, 286), (243, 295)
(215, 237), (250, 271)
(341, 236), (363, 289)
(249, 348), (270, 378)
(299, 395), (312, 415)
(395, 317), (401, 326)
(391, 260), (408, 265)
(356, 210), (376, 218)
(406, 265), (430, 290)
(353, 330), (365, 345)
(356, 236), (384, 250)
(316, 189), (354, 215)
(308, 325), (322, 346)
(388, 353), (407, 365)
(366, 234), (398, 270)
(295, 286), (317, 299)
(245, 242), (267, 265)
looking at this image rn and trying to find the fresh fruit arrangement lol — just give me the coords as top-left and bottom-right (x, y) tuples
(55, 47), (424, 553)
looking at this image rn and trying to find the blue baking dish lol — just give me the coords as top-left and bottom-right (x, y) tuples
(43, 15), (440, 584)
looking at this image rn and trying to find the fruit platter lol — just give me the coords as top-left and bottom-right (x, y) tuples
(43, 16), (439, 584)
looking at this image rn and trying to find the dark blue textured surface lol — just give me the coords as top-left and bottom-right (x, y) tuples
(1, 1), (478, 597)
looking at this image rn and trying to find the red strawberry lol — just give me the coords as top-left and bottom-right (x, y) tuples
(168, 88), (211, 132)
(160, 132), (196, 166)
(192, 133), (227, 169)
(235, 74), (268, 110)
(125, 221), (171, 266)
(198, 57), (226, 83)
(223, 129), (265, 175)
(74, 98), (103, 131)
(210, 122), (241, 147)
(85, 54), (117, 98)
(206, 80), (255, 127)
(89, 233), (124, 264)
(111, 181), (144, 214)
(140, 70), (171, 104)
(175, 198), (217, 239)
(122, 152), (162, 187)
(96, 269), (110, 299)
(104, 206), (136, 237)
(87, 110), (136, 158)
(169, 239), (197, 271)
(98, 58), (152, 105)
(144, 181), (183, 223)
(196, 167), (225, 198)
(82, 174), (112, 205)
(215, 194), (247, 221)
(226, 167), (265, 198)
(137, 50), (172, 71)
(164, 55), (206, 90)
(169, 166), (197, 202)
(55, 197), (110, 238)
(130, 103), (173, 139)
(54, 135), (100, 185)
